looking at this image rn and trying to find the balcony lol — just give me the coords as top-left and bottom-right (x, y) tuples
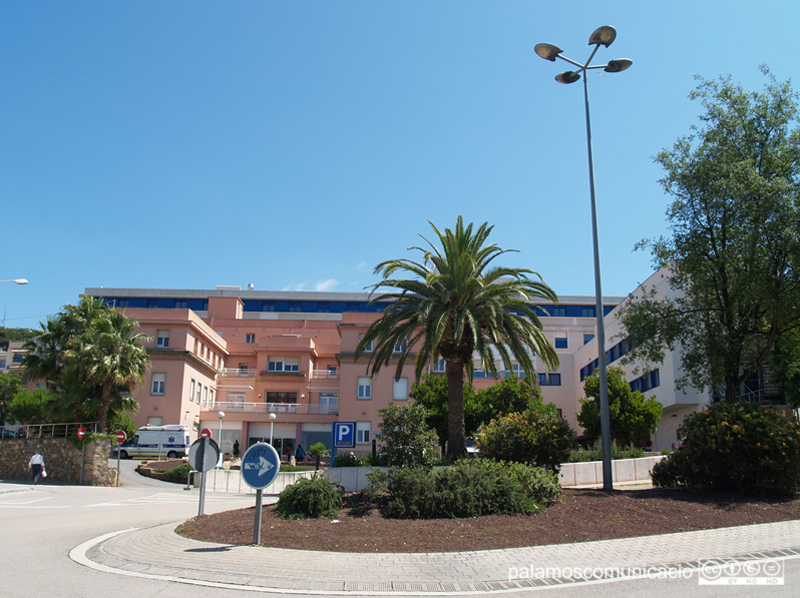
(221, 368), (256, 378)
(310, 369), (339, 380)
(209, 402), (338, 415)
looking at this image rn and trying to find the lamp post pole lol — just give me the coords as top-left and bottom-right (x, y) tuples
(269, 412), (276, 446)
(534, 26), (632, 491)
(217, 410), (225, 468)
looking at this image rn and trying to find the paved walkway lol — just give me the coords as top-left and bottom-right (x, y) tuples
(72, 518), (800, 595)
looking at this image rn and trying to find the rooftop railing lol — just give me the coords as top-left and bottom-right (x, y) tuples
(208, 402), (338, 415)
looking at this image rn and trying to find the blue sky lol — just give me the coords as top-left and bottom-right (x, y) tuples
(2, 1), (798, 329)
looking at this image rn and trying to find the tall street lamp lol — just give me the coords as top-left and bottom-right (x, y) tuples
(217, 410), (225, 468)
(534, 26), (632, 491)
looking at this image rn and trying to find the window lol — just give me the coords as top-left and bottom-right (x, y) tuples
(147, 416), (163, 426)
(0, 359), (6, 369)
(393, 338), (408, 353)
(202, 386), (208, 407)
(196, 382), (202, 404)
(583, 333), (595, 345)
(175, 300), (188, 309)
(327, 365), (338, 376)
(356, 422), (371, 444)
(288, 302), (302, 312)
(227, 392), (245, 410)
(267, 356), (300, 372)
(156, 330), (170, 348)
(511, 363), (526, 377)
(12, 353), (23, 363)
(433, 358), (445, 372)
(554, 334), (568, 349)
(357, 377), (372, 399)
(320, 393), (338, 414)
(393, 378), (408, 400)
(359, 335), (373, 353)
(209, 389), (215, 406)
(151, 373), (166, 395)
(551, 307), (567, 317)
(245, 333), (255, 344)
(189, 379), (195, 402)
(581, 307), (595, 318)
(538, 373), (562, 386)
(266, 391), (297, 402)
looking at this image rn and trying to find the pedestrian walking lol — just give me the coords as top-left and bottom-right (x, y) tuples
(232, 440), (240, 459)
(28, 450), (45, 485)
(295, 444), (306, 463)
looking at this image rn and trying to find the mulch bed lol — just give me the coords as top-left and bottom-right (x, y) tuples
(176, 487), (800, 553)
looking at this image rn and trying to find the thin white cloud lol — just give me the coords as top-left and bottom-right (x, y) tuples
(314, 279), (339, 292)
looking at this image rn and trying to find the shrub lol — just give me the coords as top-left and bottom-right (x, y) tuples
(333, 452), (364, 467)
(274, 474), (343, 519)
(361, 468), (390, 503)
(386, 460), (561, 519)
(155, 462), (193, 482)
(567, 443), (645, 462)
(378, 403), (440, 468)
(651, 402), (800, 496)
(477, 407), (575, 471)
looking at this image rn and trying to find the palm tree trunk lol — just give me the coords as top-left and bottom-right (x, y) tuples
(98, 380), (113, 433)
(446, 359), (467, 458)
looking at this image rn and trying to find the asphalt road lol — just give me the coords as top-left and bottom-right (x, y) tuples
(1, 462), (797, 598)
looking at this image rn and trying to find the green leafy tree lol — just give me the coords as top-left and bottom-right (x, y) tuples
(378, 403), (440, 468)
(618, 68), (800, 402)
(23, 297), (149, 431)
(476, 375), (545, 425)
(0, 371), (24, 425)
(356, 217), (559, 458)
(578, 366), (662, 446)
(768, 327), (800, 408)
(7, 388), (57, 425)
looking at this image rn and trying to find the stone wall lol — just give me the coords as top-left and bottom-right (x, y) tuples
(0, 437), (118, 486)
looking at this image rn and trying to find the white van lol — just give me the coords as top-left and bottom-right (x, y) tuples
(112, 425), (190, 459)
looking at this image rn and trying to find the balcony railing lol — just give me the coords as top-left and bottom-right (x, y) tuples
(220, 368), (256, 377)
(310, 369), (339, 380)
(1, 422), (101, 439)
(209, 402), (338, 415)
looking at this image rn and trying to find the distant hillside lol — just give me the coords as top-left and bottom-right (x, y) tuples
(0, 326), (35, 350)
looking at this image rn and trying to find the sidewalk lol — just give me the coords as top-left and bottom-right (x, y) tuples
(73, 518), (800, 595)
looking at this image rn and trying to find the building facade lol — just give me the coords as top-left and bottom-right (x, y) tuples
(84, 285), (628, 454)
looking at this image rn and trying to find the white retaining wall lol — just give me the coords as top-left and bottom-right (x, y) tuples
(325, 456), (665, 492)
(196, 469), (316, 494)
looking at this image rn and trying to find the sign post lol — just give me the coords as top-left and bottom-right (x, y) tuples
(114, 430), (127, 487)
(189, 437), (220, 516)
(332, 422), (356, 467)
(240, 443), (280, 545)
(77, 427), (87, 485)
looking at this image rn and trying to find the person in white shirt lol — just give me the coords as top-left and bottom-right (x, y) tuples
(28, 450), (45, 485)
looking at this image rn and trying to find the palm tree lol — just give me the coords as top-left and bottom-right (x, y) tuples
(356, 217), (559, 458)
(23, 297), (149, 431)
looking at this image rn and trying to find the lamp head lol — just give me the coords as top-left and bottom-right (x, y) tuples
(218, 411), (225, 419)
(13, 279), (28, 285)
(604, 58), (633, 73)
(555, 71), (581, 84)
(588, 26), (617, 47)
(534, 43), (563, 61)
(269, 413), (277, 421)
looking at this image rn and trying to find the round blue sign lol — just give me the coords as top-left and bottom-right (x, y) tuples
(240, 442), (280, 490)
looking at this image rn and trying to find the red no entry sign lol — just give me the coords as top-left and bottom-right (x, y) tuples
(114, 430), (127, 443)
(77, 427), (86, 440)
(200, 428), (212, 438)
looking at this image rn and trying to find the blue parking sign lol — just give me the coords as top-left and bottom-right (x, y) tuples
(333, 422), (356, 448)
(240, 442), (280, 490)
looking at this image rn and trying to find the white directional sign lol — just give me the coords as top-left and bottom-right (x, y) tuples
(240, 443), (280, 490)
